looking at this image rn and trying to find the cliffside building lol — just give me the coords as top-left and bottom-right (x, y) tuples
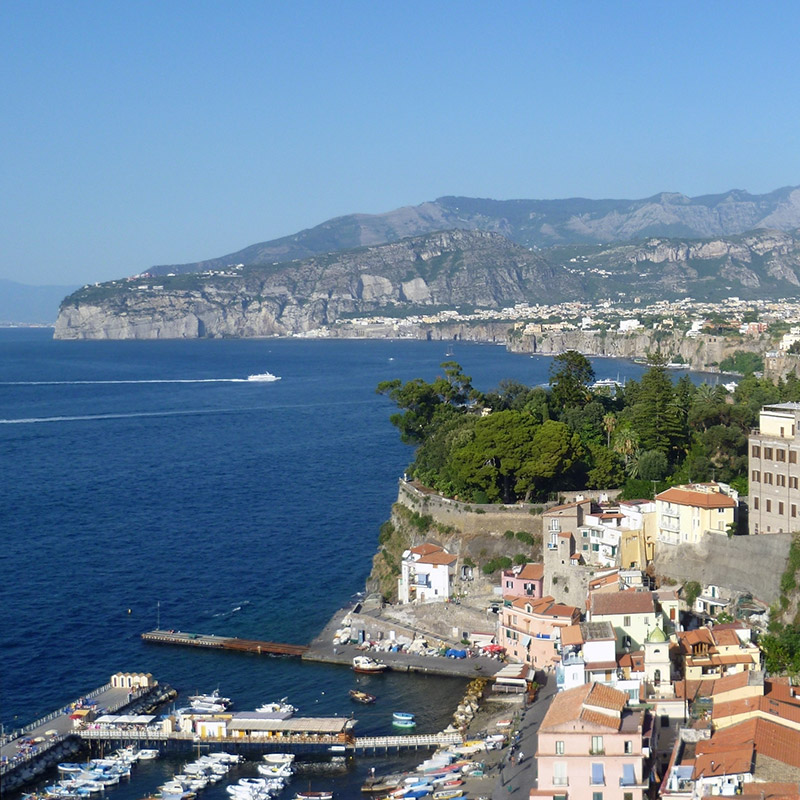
(654, 483), (737, 545)
(397, 543), (457, 604)
(748, 402), (800, 534)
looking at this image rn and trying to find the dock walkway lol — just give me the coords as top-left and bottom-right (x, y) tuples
(141, 630), (309, 657)
(353, 732), (463, 752)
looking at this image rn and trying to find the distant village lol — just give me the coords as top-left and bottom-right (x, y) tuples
(384, 399), (800, 800)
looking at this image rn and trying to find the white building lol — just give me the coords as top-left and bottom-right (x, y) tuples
(397, 543), (457, 604)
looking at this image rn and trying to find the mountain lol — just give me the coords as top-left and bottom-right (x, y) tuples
(145, 186), (800, 277)
(54, 228), (800, 340)
(0, 279), (79, 325)
(55, 230), (578, 339)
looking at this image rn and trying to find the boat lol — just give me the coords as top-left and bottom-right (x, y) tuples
(137, 749), (160, 760)
(247, 372), (281, 382)
(262, 753), (296, 766)
(349, 689), (376, 704)
(392, 712), (415, 723)
(352, 656), (388, 674)
(295, 793), (333, 800)
(392, 719), (416, 729)
(188, 689), (232, 711)
(256, 698), (296, 715)
(433, 791), (463, 800)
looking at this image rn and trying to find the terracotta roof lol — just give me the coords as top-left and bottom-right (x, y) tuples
(692, 746), (753, 779)
(726, 782), (800, 800)
(656, 486), (736, 509)
(539, 683), (628, 732)
(753, 717), (800, 768)
(713, 695), (800, 727)
(712, 629), (743, 647)
(516, 562), (544, 581)
(510, 595), (580, 620)
(764, 677), (800, 708)
(416, 551), (457, 566)
(584, 661), (619, 672)
(560, 624), (583, 646)
(618, 651), (645, 672)
(558, 530), (573, 539)
(588, 571), (620, 590)
(591, 590), (656, 616)
(410, 543), (443, 556)
(710, 671), (753, 695)
(543, 499), (592, 514)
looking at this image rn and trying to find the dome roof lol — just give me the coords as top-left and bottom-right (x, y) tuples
(647, 626), (667, 643)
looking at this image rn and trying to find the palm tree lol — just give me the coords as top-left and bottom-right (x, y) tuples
(602, 413), (617, 449)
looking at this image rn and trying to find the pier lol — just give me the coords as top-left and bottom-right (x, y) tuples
(141, 629), (309, 657)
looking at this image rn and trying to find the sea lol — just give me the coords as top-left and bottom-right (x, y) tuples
(0, 329), (676, 799)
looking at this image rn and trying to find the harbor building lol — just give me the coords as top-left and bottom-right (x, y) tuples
(397, 543), (458, 604)
(748, 402), (800, 534)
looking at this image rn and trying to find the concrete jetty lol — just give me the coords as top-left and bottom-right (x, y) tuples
(141, 629), (309, 656)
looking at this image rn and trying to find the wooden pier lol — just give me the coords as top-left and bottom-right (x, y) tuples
(141, 629), (309, 657)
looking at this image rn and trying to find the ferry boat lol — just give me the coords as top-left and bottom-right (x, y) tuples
(247, 372), (281, 382)
(352, 656), (388, 674)
(349, 689), (376, 704)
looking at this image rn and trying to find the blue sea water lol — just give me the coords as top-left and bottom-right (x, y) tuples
(0, 330), (664, 798)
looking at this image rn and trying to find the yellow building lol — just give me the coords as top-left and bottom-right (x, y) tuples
(655, 483), (737, 546)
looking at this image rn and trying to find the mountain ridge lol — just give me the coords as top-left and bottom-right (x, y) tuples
(145, 185), (800, 277)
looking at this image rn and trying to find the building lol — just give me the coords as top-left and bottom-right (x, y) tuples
(556, 621), (618, 692)
(501, 562), (544, 601)
(536, 682), (649, 800)
(589, 591), (663, 654)
(498, 595), (580, 669)
(654, 484), (737, 545)
(676, 625), (761, 682)
(397, 543), (457, 604)
(748, 402), (800, 534)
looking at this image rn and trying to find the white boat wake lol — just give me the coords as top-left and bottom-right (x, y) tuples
(1, 374), (281, 386)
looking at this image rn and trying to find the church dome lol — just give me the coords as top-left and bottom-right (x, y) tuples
(647, 626), (667, 643)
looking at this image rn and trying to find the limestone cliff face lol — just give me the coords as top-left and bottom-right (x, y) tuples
(55, 230), (574, 340)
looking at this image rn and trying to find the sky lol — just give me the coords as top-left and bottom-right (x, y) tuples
(2, 1), (800, 286)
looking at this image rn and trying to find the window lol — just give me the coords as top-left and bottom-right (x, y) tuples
(555, 740), (564, 755)
(583, 544), (589, 551)
(590, 764), (605, 786)
(593, 793), (603, 800)
(752, 470), (760, 482)
(765, 472), (773, 485)
(752, 445), (760, 458)
(623, 615), (631, 626)
(624, 740), (633, 754)
(624, 794), (633, 800)
(549, 519), (561, 531)
(661, 714), (670, 727)
(553, 762), (568, 786)
(767, 499), (772, 512)
(777, 449), (786, 461)
(792, 477), (799, 489)
(590, 735), (604, 754)
(790, 451), (797, 464)
(621, 765), (636, 788)
(779, 502), (785, 515)
(778, 474), (786, 487)
(582, 530), (588, 538)
(792, 505), (797, 518)
(592, 543), (599, 551)
(754, 496), (759, 510)
(765, 447), (773, 460)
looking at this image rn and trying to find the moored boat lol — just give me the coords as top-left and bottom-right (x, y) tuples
(295, 792), (333, 800)
(349, 689), (376, 704)
(352, 656), (388, 674)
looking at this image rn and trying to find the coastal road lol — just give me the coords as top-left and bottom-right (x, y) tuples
(491, 675), (557, 800)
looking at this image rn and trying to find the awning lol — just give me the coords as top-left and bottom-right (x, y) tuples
(521, 635), (532, 648)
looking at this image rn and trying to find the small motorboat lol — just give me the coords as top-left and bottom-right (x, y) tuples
(392, 711), (416, 727)
(433, 791), (463, 800)
(349, 689), (376, 704)
(352, 656), (388, 674)
(295, 792), (333, 800)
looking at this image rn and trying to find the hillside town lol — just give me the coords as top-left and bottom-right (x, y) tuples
(364, 399), (800, 800)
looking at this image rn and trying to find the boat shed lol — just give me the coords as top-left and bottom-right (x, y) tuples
(226, 715), (355, 743)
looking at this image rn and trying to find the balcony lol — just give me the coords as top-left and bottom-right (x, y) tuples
(552, 777), (569, 787)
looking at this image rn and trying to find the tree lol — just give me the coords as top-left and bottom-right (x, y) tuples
(549, 351), (595, 411)
(684, 581), (702, 608)
(631, 355), (682, 458)
(516, 420), (584, 500)
(586, 443), (625, 489)
(630, 449), (669, 481)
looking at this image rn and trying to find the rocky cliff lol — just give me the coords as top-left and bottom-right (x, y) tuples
(147, 186), (800, 276)
(54, 230), (577, 340)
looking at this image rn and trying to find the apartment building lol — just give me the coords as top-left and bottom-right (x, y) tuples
(748, 402), (800, 534)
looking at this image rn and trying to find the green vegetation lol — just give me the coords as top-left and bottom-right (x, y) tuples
(482, 556), (513, 575)
(683, 581), (702, 608)
(719, 350), (764, 374)
(378, 353), (800, 505)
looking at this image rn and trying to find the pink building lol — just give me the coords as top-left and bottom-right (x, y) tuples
(536, 683), (648, 800)
(502, 562), (544, 600)
(499, 595), (580, 669)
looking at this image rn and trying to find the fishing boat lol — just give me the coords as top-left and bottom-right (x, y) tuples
(295, 792), (333, 800)
(392, 711), (415, 726)
(349, 689), (376, 704)
(352, 656), (388, 674)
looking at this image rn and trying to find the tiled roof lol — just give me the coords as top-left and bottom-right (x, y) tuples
(725, 782), (800, 800)
(516, 562), (544, 581)
(510, 595), (580, 619)
(591, 590), (655, 616)
(416, 551), (457, 566)
(560, 624), (583, 646)
(692, 746), (753, 779)
(539, 683), (628, 732)
(764, 677), (800, 708)
(656, 486), (736, 509)
(543, 499), (591, 514)
(410, 543), (443, 556)
(580, 621), (616, 641)
(710, 671), (752, 695)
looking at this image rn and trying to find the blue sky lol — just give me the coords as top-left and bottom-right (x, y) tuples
(2, 1), (799, 286)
